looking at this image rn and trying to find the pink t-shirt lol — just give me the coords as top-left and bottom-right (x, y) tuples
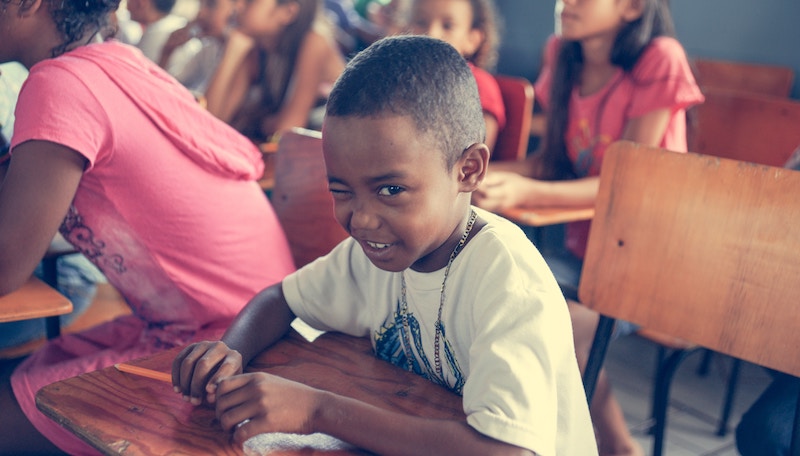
(535, 35), (704, 257)
(10, 41), (295, 454)
(470, 62), (507, 131)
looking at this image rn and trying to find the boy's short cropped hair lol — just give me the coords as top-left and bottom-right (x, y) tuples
(325, 35), (485, 169)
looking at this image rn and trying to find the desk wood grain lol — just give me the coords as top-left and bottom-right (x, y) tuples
(500, 206), (595, 227)
(36, 331), (465, 455)
(0, 276), (72, 323)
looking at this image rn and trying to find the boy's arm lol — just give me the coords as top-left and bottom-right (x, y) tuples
(312, 393), (535, 456)
(172, 283), (295, 404)
(221, 283), (295, 364)
(218, 376), (534, 456)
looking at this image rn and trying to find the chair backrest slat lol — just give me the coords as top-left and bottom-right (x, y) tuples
(492, 75), (534, 162)
(690, 87), (800, 168)
(693, 58), (794, 97)
(271, 128), (349, 269)
(579, 141), (800, 378)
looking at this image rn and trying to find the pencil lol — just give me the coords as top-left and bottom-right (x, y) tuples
(114, 363), (172, 383)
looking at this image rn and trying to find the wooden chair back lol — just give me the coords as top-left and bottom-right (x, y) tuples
(579, 141), (800, 379)
(492, 74), (534, 162)
(271, 128), (348, 269)
(690, 87), (800, 167)
(693, 58), (794, 97)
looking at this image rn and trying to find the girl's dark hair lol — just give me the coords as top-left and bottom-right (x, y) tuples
(260, 0), (318, 114)
(537, 0), (675, 180)
(16, 0), (121, 57)
(467, 0), (501, 71)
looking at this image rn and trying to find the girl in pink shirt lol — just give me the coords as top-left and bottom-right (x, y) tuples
(0, 1), (295, 454)
(474, 1), (703, 455)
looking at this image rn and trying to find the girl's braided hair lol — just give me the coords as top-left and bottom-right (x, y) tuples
(2, 0), (121, 57)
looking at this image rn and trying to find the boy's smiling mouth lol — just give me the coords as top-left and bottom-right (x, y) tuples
(365, 241), (392, 249)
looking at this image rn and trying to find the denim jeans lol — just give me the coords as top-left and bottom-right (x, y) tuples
(736, 370), (799, 456)
(0, 254), (103, 349)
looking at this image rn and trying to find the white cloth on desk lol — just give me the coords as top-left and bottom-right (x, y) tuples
(282, 207), (598, 455)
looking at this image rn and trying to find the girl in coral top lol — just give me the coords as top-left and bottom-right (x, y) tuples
(474, 1), (704, 455)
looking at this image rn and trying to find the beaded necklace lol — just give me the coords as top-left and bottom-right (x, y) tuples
(398, 209), (478, 383)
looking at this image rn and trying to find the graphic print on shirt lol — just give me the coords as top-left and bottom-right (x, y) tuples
(374, 299), (465, 395)
(60, 205), (126, 274)
(570, 118), (612, 177)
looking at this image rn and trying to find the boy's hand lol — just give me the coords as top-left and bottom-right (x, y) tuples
(172, 341), (243, 406)
(214, 372), (323, 443)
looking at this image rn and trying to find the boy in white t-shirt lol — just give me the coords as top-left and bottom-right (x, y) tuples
(173, 35), (597, 456)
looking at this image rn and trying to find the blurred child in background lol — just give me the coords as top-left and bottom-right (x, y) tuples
(408, 0), (505, 151)
(205, 0), (345, 142)
(159, 0), (241, 94)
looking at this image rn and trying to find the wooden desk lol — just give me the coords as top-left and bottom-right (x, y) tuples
(500, 206), (595, 227)
(0, 276), (72, 323)
(36, 330), (465, 455)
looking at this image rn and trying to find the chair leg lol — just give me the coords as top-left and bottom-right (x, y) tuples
(41, 255), (62, 339)
(696, 348), (714, 376)
(650, 348), (695, 456)
(790, 378), (800, 456)
(641, 345), (669, 435)
(716, 357), (742, 436)
(583, 315), (616, 405)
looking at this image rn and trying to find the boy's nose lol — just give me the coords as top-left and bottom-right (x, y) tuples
(349, 204), (381, 232)
(424, 24), (444, 40)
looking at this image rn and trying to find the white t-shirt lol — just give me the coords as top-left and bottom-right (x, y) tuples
(283, 207), (597, 455)
(169, 37), (223, 94)
(136, 13), (188, 63)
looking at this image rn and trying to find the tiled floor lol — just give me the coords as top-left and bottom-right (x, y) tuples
(604, 333), (772, 456)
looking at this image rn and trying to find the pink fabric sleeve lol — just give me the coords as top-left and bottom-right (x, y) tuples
(13, 65), (108, 169)
(627, 37), (704, 118)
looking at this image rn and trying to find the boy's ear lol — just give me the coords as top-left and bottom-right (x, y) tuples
(18, 0), (44, 16)
(457, 143), (490, 192)
(621, 0), (645, 22)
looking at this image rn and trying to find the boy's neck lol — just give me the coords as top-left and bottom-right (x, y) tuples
(410, 208), (484, 273)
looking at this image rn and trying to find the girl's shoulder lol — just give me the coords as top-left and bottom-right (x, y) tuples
(542, 34), (561, 65)
(643, 36), (689, 59)
(631, 36), (693, 79)
(298, 29), (345, 78)
(301, 28), (343, 57)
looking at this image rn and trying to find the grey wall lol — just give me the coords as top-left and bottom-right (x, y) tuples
(494, 0), (800, 99)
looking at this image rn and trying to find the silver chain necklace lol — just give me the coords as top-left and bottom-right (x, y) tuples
(399, 209), (478, 383)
